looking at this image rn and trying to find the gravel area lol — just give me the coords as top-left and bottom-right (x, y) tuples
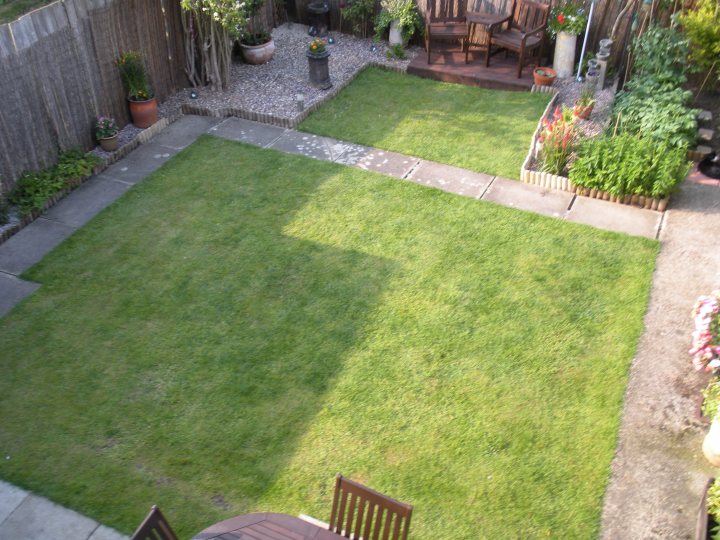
(159, 24), (418, 122)
(552, 76), (617, 138)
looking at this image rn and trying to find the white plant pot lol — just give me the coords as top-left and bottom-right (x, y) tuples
(704, 419), (720, 466)
(553, 31), (577, 78)
(389, 19), (404, 47)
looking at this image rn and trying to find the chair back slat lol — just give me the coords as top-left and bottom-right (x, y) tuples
(513, 0), (549, 31)
(131, 506), (178, 540)
(427, 0), (467, 22)
(329, 474), (413, 540)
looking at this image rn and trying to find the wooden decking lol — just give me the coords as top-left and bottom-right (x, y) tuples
(407, 44), (537, 91)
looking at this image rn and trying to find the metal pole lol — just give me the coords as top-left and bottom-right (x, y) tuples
(576, 0), (595, 81)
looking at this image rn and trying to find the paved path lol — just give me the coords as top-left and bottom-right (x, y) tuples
(0, 114), (700, 538)
(0, 480), (126, 540)
(600, 181), (720, 539)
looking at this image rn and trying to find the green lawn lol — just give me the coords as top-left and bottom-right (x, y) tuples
(0, 136), (656, 539)
(299, 68), (551, 180)
(0, 0), (53, 24)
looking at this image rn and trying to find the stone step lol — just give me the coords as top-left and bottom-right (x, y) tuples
(699, 128), (714, 142)
(698, 110), (713, 125)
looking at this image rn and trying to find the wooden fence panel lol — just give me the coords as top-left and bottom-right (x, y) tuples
(0, 0), (187, 192)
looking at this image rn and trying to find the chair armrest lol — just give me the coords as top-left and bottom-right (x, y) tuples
(489, 13), (513, 29)
(521, 23), (547, 43)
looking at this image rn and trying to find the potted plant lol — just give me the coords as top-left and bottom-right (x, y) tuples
(307, 38), (332, 90)
(533, 66), (557, 86)
(239, 30), (275, 64)
(573, 85), (596, 120)
(548, 2), (588, 78)
(374, 0), (423, 47)
(116, 51), (158, 129)
(95, 117), (119, 152)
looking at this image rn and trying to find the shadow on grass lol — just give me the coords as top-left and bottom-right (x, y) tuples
(0, 136), (397, 536)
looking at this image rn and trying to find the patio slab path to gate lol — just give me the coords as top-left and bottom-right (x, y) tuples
(0, 113), (710, 538)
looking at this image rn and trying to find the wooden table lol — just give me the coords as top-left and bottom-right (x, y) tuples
(191, 513), (342, 540)
(465, 11), (510, 63)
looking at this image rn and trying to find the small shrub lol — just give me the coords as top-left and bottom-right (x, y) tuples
(690, 290), (720, 372)
(569, 133), (690, 199)
(240, 31), (271, 46)
(341, 0), (376, 37)
(8, 150), (100, 217)
(0, 188), (8, 226)
(708, 478), (720, 528)
(386, 43), (406, 59)
(678, 0), (720, 84)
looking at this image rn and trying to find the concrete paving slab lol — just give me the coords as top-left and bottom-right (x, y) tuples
(102, 142), (178, 185)
(44, 176), (131, 228)
(566, 195), (662, 239)
(209, 117), (287, 147)
(0, 481), (28, 524)
(351, 148), (419, 178)
(268, 131), (358, 162)
(482, 177), (574, 218)
(0, 218), (75, 276)
(150, 115), (221, 150)
(407, 161), (493, 197)
(88, 525), (129, 540)
(0, 495), (98, 540)
(0, 273), (40, 318)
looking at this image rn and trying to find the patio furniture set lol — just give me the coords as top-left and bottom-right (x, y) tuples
(425, 0), (550, 77)
(131, 474), (413, 540)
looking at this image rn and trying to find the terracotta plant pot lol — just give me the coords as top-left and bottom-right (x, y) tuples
(240, 39), (276, 65)
(533, 67), (556, 87)
(128, 98), (158, 129)
(573, 102), (594, 120)
(98, 134), (119, 152)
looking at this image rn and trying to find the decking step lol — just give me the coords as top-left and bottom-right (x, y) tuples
(689, 145), (713, 162)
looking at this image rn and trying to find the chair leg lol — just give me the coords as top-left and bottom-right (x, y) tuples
(517, 48), (524, 78)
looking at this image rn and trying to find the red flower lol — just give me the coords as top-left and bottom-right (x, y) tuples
(557, 13), (565, 24)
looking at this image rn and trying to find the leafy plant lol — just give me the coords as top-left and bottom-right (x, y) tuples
(8, 150), (101, 217)
(374, 0), (423, 42)
(678, 0), (720, 83)
(548, 2), (587, 37)
(240, 31), (271, 45)
(538, 106), (578, 175)
(569, 133), (691, 199)
(0, 185), (8, 226)
(704, 379), (720, 420)
(341, 0), (376, 37)
(708, 478), (720, 530)
(307, 38), (327, 55)
(612, 25), (697, 149)
(386, 43), (407, 59)
(116, 51), (153, 101)
(95, 117), (118, 140)
(690, 291), (720, 372)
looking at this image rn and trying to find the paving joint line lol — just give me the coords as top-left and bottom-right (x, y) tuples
(566, 194), (577, 212)
(477, 176), (496, 200)
(655, 211), (667, 241)
(263, 129), (290, 149)
(401, 160), (422, 180)
(84, 523), (101, 540)
(0, 492), (29, 529)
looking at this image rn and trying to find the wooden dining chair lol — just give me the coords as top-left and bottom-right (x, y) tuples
(131, 505), (179, 540)
(329, 474), (413, 540)
(485, 0), (550, 77)
(425, 0), (468, 63)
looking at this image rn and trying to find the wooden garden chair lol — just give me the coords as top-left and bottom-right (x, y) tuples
(329, 474), (413, 540)
(425, 0), (468, 63)
(485, 0), (550, 77)
(131, 505), (179, 540)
